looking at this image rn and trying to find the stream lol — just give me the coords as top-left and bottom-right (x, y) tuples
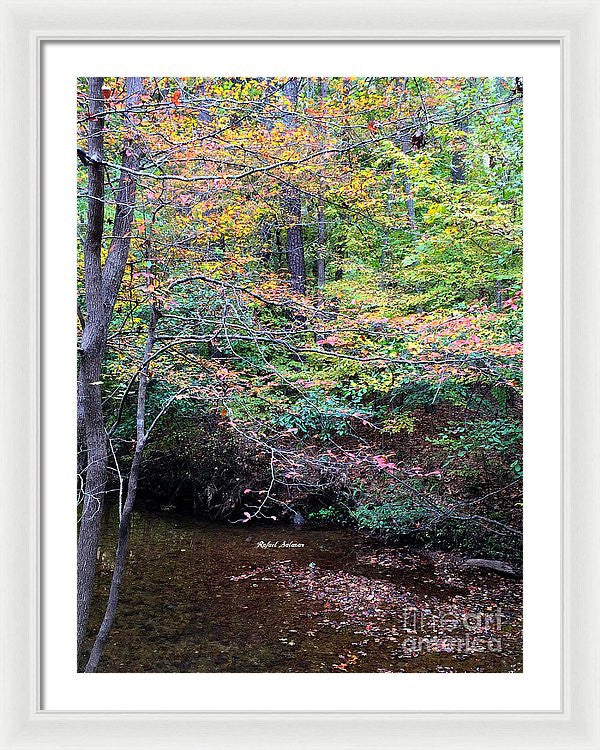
(87, 507), (522, 673)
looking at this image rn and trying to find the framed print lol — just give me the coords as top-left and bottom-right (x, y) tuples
(0, 1), (599, 749)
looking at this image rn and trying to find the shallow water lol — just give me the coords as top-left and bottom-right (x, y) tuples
(86, 508), (522, 673)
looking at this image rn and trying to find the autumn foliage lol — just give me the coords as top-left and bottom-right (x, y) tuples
(77, 76), (523, 559)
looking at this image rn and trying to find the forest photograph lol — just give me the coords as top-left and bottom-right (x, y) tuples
(76, 75), (523, 674)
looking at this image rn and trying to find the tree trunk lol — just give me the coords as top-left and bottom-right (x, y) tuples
(76, 77), (106, 652)
(284, 190), (306, 294)
(317, 191), (326, 288)
(77, 76), (145, 653)
(85, 305), (158, 672)
(495, 279), (503, 311)
(380, 78), (419, 268)
(451, 115), (469, 184)
(395, 78), (422, 308)
(281, 77), (306, 294)
(397, 79), (418, 240)
(334, 77), (353, 281)
(316, 78), (327, 289)
(401, 141), (418, 236)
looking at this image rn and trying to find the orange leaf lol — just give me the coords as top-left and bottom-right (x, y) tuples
(172, 90), (181, 105)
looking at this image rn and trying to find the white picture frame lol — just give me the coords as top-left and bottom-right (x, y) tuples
(0, 0), (598, 748)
